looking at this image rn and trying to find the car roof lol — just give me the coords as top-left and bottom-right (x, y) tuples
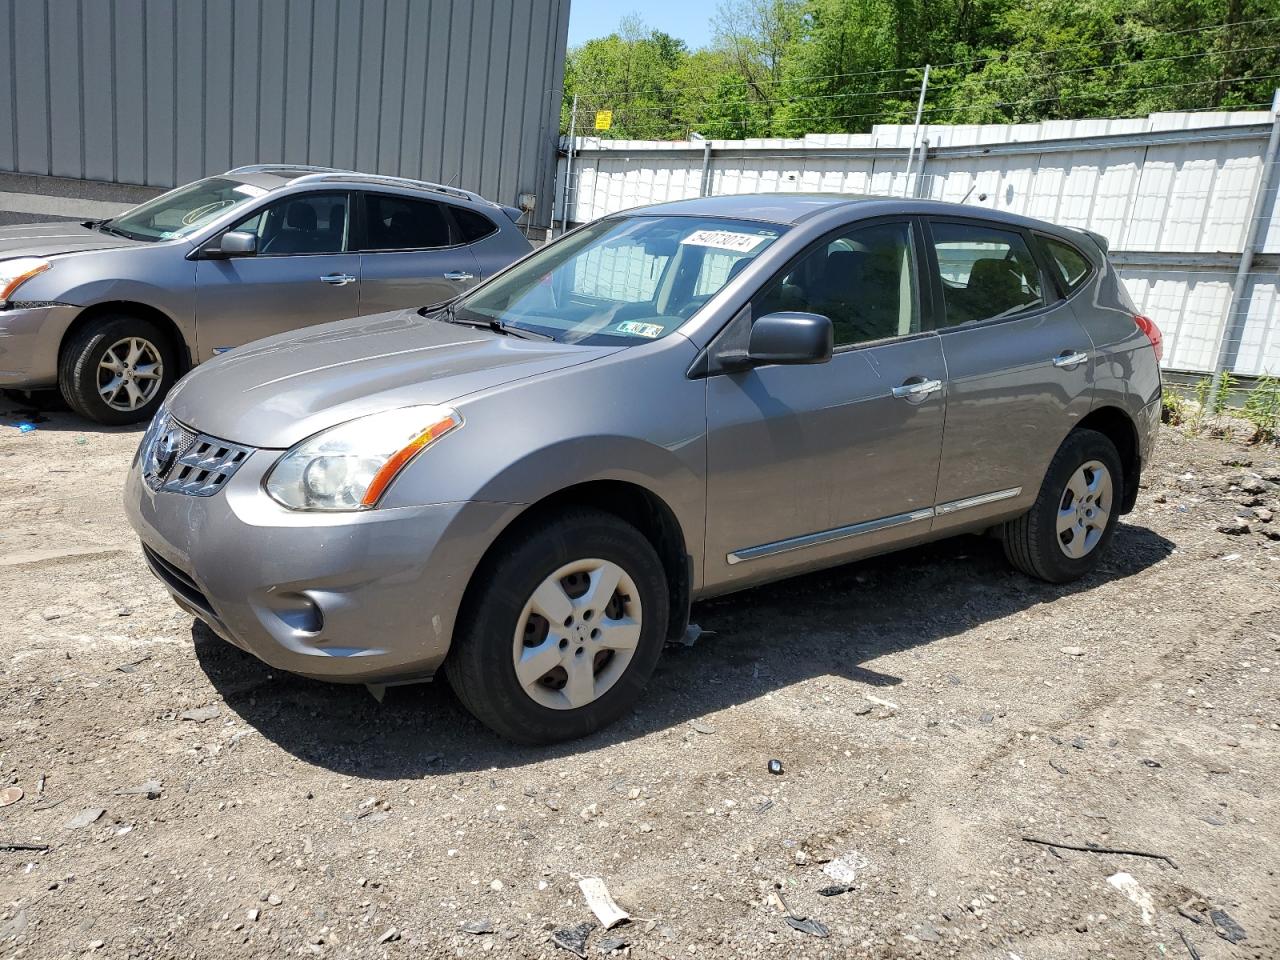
(620, 192), (1095, 242)
(221, 164), (502, 209)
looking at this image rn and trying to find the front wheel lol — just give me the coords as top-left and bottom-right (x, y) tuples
(1003, 428), (1123, 583)
(58, 314), (177, 425)
(446, 509), (669, 744)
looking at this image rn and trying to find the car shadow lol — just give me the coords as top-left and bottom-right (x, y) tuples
(193, 521), (1175, 778)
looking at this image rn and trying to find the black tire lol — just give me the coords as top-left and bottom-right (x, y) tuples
(1003, 428), (1124, 583)
(446, 509), (670, 744)
(58, 314), (178, 425)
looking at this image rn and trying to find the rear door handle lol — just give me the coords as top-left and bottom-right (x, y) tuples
(891, 378), (943, 400)
(444, 270), (475, 282)
(1052, 350), (1090, 369)
(320, 273), (356, 286)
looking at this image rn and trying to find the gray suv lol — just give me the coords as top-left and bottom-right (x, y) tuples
(0, 165), (531, 423)
(126, 195), (1162, 744)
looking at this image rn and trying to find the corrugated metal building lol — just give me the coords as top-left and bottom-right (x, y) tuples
(0, 0), (570, 231)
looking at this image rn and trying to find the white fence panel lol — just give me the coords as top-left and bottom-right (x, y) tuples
(555, 109), (1280, 376)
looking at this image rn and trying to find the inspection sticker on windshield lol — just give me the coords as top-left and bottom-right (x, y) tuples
(616, 321), (664, 339)
(680, 229), (769, 253)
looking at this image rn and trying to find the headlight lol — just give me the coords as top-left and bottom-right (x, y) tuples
(264, 405), (462, 511)
(0, 258), (51, 306)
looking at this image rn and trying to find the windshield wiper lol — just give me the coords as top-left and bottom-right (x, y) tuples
(426, 302), (554, 341)
(94, 220), (141, 241)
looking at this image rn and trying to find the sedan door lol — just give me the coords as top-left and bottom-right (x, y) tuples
(193, 191), (358, 360)
(355, 191), (483, 314)
(703, 218), (948, 591)
(923, 217), (1095, 536)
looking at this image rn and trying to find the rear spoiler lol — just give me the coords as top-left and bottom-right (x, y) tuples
(1079, 228), (1110, 254)
(500, 205), (524, 224)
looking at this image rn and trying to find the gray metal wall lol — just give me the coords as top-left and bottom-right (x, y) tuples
(0, 0), (570, 230)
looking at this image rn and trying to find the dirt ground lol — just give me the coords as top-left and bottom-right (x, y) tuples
(0, 401), (1277, 960)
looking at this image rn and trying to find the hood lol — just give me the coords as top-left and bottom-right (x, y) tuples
(166, 309), (620, 448)
(0, 221), (149, 259)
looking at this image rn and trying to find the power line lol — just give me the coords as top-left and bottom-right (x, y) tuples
(568, 14), (1280, 104)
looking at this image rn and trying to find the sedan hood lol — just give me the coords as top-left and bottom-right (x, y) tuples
(166, 310), (620, 448)
(0, 221), (148, 258)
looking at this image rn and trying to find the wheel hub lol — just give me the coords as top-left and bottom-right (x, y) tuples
(1056, 459), (1113, 560)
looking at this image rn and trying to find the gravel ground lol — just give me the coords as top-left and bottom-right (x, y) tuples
(1, 401), (1277, 960)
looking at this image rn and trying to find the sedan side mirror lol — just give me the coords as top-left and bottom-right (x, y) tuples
(747, 312), (833, 365)
(218, 230), (258, 257)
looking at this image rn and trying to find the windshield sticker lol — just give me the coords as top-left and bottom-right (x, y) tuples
(680, 229), (769, 253)
(616, 321), (664, 339)
(233, 184), (268, 198)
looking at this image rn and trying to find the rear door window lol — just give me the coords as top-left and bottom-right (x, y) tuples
(927, 221), (1044, 326)
(362, 194), (454, 251)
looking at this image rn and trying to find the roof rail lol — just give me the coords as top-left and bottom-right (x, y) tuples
(287, 171), (491, 205)
(226, 163), (352, 176)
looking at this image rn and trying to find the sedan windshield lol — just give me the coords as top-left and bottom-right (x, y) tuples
(455, 215), (785, 344)
(102, 177), (269, 242)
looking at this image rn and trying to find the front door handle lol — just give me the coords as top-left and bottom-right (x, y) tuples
(891, 378), (943, 400)
(444, 270), (475, 282)
(320, 273), (356, 286)
(1052, 350), (1090, 369)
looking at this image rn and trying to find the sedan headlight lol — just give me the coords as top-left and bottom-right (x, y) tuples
(0, 258), (51, 307)
(265, 405), (462, 511)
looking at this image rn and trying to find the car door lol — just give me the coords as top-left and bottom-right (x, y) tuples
(355, 191), (483, 314)
(193, 191), (358, 360)
(923, 217), (1095, 535)
(703, 218), (948, 591)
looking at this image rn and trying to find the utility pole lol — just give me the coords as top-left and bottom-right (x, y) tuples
(902, 64), (931, 198)
(1207, 87), (1280, 409)
(560, 93), (579, 236)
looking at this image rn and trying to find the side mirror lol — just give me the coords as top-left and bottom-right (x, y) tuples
(218, 230), (257, 257)
(747, 312), (833, 365)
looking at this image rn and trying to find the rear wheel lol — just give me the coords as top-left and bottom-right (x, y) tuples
(1003, 428), (1123, 583)
(59, 314), (177, 425)
(446, 509), (669, 744)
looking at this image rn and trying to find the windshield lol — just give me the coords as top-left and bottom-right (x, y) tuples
(455, 215), (785, 344)
(103, 177), (269, 242)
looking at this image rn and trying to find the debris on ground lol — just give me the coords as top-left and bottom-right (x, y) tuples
(551, 921), (597, 958)
(0, 786), (22, 807)
(689, 720), (715, 735)
(577, 877), (630, 929)
(460, 919), (495, 935)
(64, 807), (105, 830)
(822, 851), (870, 885)
(1107, 871), (1155, 925)
(817, 884), (853, 897)
(1209, 907), (1247, 943)
(784, 915), (830, 938)
(596, 934), (629, 953)
(112, 780), (162, 799)
(178, 704), (220, 722)
(767, 759), (783, 775)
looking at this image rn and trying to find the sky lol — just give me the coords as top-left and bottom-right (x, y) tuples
(567, 0), (716, 49)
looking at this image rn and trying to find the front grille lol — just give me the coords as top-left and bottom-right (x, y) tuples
(142, 544), (216, 620)
(141, 414), (254, 497)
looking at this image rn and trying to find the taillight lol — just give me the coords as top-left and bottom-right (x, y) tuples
(1134, 314), (1162, 362)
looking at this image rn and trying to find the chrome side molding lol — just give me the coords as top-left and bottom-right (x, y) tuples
(727, 487), (1022, 564)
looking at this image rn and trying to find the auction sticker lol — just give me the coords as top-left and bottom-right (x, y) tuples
(616, 321), (664, 338)
(680, 229), (769, 253)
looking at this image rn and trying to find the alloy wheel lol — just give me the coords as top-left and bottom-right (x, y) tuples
(98, 337), (165, 412)
(512, 558), (642, 710)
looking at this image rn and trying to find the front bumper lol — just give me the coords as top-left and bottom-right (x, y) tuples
(0, 303), (81, 388)
(124, 443), (522, 683)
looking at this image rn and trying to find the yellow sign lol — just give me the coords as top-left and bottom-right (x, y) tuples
(594, 110), (613, 131)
